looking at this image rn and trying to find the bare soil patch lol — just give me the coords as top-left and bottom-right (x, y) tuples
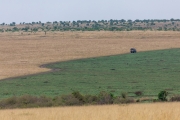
(0, 31), (180, 80)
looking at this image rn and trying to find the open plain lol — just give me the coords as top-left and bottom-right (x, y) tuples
(0, 31), (180, 80)
(0, 31), (180, 120)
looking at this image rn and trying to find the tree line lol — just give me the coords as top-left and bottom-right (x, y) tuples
(1, 19), (180, 32)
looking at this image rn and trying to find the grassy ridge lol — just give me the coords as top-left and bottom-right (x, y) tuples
(0, 48), (180, 99)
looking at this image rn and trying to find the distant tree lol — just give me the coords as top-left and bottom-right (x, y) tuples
(6, 28), (12, 32)
(53, 26), (58, 30)
(0, 29), (4, 32)
(127, 19), (132, 23)
(53, 21), (58, 24)
(10, 24), (14, 26)
(12, 27), (19, 32)
(162, 19), (167, 22)
(157, 27), (163, 31)
(22, 26), (29, 32)
(32, 28), (38, 32)
(170, 18), (174, 21)
(135, 19), (140, 22)
(12, 22), (16, 25)
(151, 22), (155, 25)
(10, 22), (16, 26)
(110, 21), (113, 26)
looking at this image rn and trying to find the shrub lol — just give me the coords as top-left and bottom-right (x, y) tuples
(170, 95), (180, 101)
(60, 94), (82, 106)
(0, 91), (133, 109)
(97, 91), (114, 104)
(52, 96), (62, 106)
(158, 91), (168, 101)
(17, 95), (38, 108)
(0, 96), (17, 108)
(0, 95), (53, 109)
(36, 96), (53, 107)
(72, 91), (85, 103)
(84, 95), (98, 104)
(134, 91), (143, 96)
(121, 92), (127, 99)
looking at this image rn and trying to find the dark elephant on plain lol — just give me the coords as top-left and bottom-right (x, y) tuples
(130, 48), (137, 53)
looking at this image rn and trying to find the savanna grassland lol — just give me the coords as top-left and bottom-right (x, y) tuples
(0, 31), (180, 80)
(0, 31), (180, 120)
(1, 48), (180, 99)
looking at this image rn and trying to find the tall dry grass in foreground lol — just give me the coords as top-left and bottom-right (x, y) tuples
(0, 103), (180, 120)
(0, 31), (180, 80)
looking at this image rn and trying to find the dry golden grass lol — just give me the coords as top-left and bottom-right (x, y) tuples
(0, 102), (180, 120)
(0, 31), (180, 80)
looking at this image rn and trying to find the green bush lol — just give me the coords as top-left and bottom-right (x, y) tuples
(158, 91), (168, 101)
(72, 91), (85, 103)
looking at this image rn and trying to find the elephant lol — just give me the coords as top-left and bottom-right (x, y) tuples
(130, 48), (137, 53)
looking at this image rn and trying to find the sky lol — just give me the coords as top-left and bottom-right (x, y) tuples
(0, 0), (180, 24)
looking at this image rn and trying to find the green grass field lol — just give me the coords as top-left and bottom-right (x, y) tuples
(1, 48), (180, 99)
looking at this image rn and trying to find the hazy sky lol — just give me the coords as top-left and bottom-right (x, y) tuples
(0, 0), (179, 24)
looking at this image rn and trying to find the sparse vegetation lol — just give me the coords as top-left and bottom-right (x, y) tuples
(2, 89), (180, 109)
(0, 91), (135, 109)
